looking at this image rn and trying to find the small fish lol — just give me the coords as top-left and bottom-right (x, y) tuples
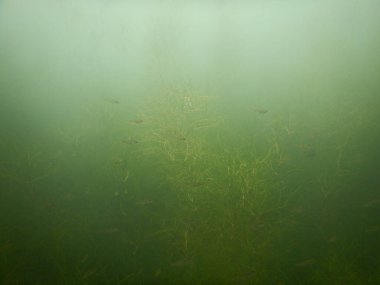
(365, 225), (379, 233)
(298, 143), (316, 158)
(237, 269), (256, 280)
(154, 268), (161, 277)
(99, 227), (122, 234)
(122, 138), (139, 145)
(123, 171), (129, 182)
(252, 108), (268, 114)
(136, 199), (154, 206)
(0, 242), (12, 254)
(190, 181), (205, 187)
(295, 259), (315, 268)
(362, 199), (380, 208)
(104, 99), (120, 104)
(171, 256), (192, 267)
(81, 254), (88, 264)
(327, 235), (338, 243)
(129, 119), (144, 124)
(113, 157), (124, 165)
(82, 268), (97, 280)
(291, 207), (305, 215)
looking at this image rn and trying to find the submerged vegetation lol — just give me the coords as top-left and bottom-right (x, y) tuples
(1, 0), (379, 284)
(0, 83), (379, 284)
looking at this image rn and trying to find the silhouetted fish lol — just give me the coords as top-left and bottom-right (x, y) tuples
(129, 119), (144, 124)
(171, 256), (192, 267)
(236, 269), (256, 280)
(327, 235), (339, 243)
(252, 108), (268, 114)
(295, 259), (315, 268)
(136, 199), (154, 206)
(0, 242), (12, 254)
(98, 227), (123, 234)
(122, 138), (139, 145)
(104, 98), (120, 104)
(362, 199), (380, 208)
(365, 225), (379, 233)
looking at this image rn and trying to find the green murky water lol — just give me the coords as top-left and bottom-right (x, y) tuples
(1, 1), (379, 284)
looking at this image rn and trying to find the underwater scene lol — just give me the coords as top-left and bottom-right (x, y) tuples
(0, 0), (379, 284)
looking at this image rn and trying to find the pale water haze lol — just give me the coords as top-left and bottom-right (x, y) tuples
(0, 1), (379, 284)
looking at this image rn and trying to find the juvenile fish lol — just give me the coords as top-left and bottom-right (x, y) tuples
(252, 108), (268, 114)
(129, 119), (144, 124)
(122, 138), (139, 145)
